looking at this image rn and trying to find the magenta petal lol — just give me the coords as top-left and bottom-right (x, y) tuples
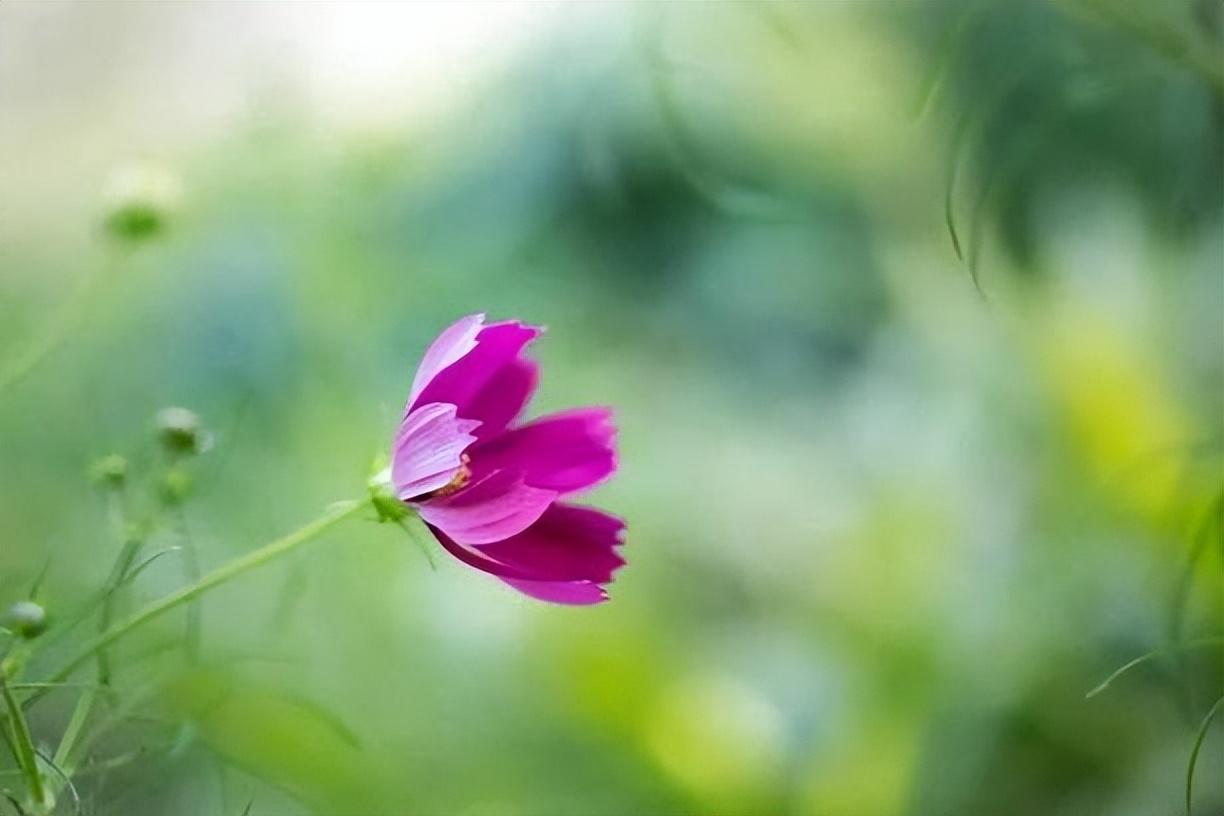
(499, 578), (609, 605)
(429, 523), (543, 579)
(476, 504), (625, 583)
(471, 407), (616, 495)
(426, 504), (624, 605)
(431, 528), (612, 603)
(408, 314), (484, 408)
(392, 403), (481, 500)
(461, 358), (539, 441)
(411, 321), (542, 432)
(416, 469), (555, 545)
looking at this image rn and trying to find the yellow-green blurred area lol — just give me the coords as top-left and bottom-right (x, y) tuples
(1, 1), (1222, 814)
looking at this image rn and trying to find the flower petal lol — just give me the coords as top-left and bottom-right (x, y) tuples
(470, 407), (616, 495)
(461, 358), (539, 441)
(476, 503), (625, 583)
(415, 469), (555, 545)
(426, 503), (625, 606)
(408, 314), (485, 408)
(411, 321), (542, 433)
(498, 578), (609, 605)
(392, 403), (481, 500)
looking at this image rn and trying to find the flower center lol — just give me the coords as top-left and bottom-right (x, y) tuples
(425, 454), (471, 499)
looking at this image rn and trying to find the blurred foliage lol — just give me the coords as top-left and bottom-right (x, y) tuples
(0, 1), (1221, 814)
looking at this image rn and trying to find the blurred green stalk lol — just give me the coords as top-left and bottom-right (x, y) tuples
(0, 670), (48, 812)
(34, 498), (367, 700)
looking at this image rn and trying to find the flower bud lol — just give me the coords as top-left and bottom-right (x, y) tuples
(101, 160), (181, 241)
(89, 454), (128, 488)
(155, 407), (211, 457)
(3, 601), (47, 640)
(158, 466), (194, 506)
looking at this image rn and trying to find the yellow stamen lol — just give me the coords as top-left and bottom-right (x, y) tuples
(428, 454), (471, 498)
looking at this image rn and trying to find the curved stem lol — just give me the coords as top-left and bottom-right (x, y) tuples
(29, 499), (367, 705)
(1186, 693), (1224, 815)
(1086, 636), (1224, 699)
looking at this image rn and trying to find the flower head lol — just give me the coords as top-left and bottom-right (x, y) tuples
(155, 406), (211, 457)
(3, 601), (48, 640)
(102, 160), (182, 241)
(392, 314), (624, 605)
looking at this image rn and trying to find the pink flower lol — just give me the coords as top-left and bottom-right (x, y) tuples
(392, 314), (624, 605)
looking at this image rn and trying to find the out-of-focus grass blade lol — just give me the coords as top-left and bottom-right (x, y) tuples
(1186, 694), (1224, 815)
(1, 790), (24, 815)
(637, 4), (809, 224)
(911, 1), (997, 121)
(1168, 489), (1224, 645)
(26, 559), (52, 602)
(944, 110), (976, 262)
(1086, 636), (1224, 698)
(123, 547), (183, 585)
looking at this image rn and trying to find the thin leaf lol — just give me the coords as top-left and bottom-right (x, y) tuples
(26, 559), (52, 602)
(1186, 694), (1224, 815)
(912, 1), (992, 120)
(0, 790), (24, 816)
(70, 746), (152, 780)
(34, 748), (80, 815)
(1169, 490), (1224, 646)
(944, 110), (975, 261)
(8, 682), (102, 692)
(123, 547), (183, 584)
(637, 4), (806, 223)
(1086, 636), (1224, 699)
(0, 675), (46, 807)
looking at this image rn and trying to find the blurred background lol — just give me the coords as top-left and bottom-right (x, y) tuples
(1, 1), (1222, 814)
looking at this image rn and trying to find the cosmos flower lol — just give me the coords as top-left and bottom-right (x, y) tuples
(392, 314), (624, 605)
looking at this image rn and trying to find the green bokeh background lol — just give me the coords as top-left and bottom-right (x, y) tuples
(1, 2), (1221, 814)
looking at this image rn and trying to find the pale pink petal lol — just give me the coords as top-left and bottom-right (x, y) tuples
(470, 407), (616, 495)
(416, 469), (555, 545)
(498, 578), (609, 605)
(411, 322), (542, 432)
(392, 403), (480, 500)
(408, 314), (485, 408)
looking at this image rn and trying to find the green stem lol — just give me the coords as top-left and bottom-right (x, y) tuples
(172, 506), (203, 662)
(97, 489), (142, 689)
(33, 499), (366, 701)
(0, 671), (47, 811)
(47, 486), (140, 803)
(51, 687), (93, 776)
